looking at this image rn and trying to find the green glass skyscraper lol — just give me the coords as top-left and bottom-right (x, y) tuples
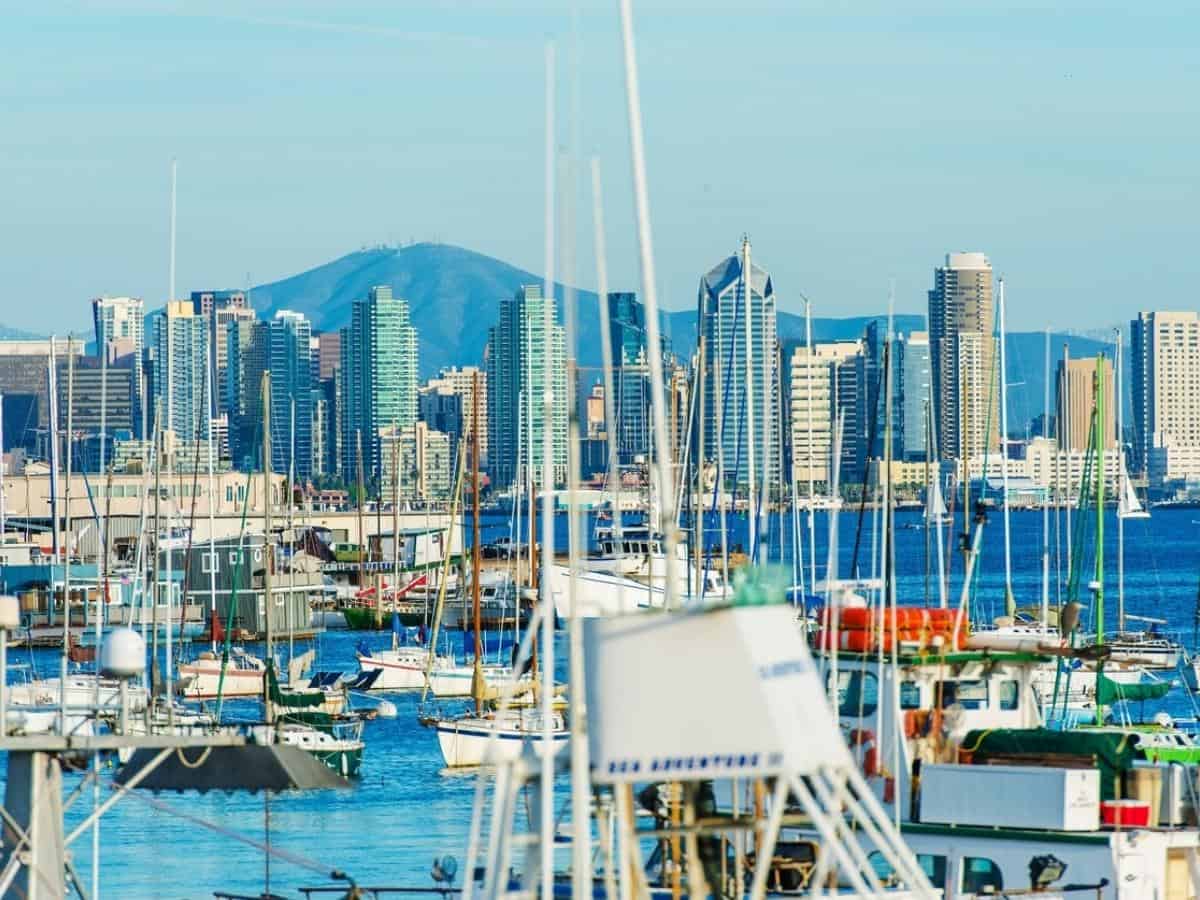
(338, 286), (419, 483)
(486, 284), (568, 490)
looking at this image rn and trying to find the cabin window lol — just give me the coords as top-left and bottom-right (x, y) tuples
(918, 854), (948, 888)
(830, 670), (878, 718)
(961, 857), (1003, 893)
(937, 680), (988, 710)
(998, 680), (1020, 711)
(201, 551), (219, 574)
(899, 681), (921, 709)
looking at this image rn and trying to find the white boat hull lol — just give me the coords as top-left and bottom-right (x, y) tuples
(435, 716), (568, 767)
(356, 649), (456, 691)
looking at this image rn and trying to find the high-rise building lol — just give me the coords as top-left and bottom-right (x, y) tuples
(315, 332), (341, 381)
(150, 301), (209, 445)
(91, 296), (145, 435)
(787, 341), (861, 489)
(57, 356), (135, 471)
(698, 238), (780, 490)
(213, 307), (256, 420)
(419, 384), (465, 466)
(190, 290), (248, 318)
(379, 422), (452, 500)
(338, 286), (420, 482)
(485, 284), (568, 490)
(607, 292), (671, 464)
(928, 252), (997, 461)
(0, 340), (85, 456)
(899, 332), (931, 461)
(268, 311), (314, 479)
(226, 318), (268, 469)
(1131, 311), (1200, 476)
(191, 291), (251, 421)
(424, 366), (487, 466)
(1056, 356), (1115, 452)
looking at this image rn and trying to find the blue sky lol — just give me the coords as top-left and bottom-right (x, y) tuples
(1, 1), (1196, 334)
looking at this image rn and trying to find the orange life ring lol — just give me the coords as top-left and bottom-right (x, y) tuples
(848, 728), (879, 776)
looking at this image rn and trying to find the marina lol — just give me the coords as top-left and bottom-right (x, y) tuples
(1, 0), (1196, 895)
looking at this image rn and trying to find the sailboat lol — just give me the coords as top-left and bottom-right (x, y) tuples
(423, 347), (565, 767)
(1117, 463), (1150, 520)
(355, 611), (458, 691)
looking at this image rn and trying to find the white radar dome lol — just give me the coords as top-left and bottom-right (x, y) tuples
(100, 628), (147, 679)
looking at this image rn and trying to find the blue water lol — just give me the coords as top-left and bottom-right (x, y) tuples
(15, 506), (1200, 896)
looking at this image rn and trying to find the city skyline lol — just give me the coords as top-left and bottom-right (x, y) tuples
(3, 3), (1196, 336)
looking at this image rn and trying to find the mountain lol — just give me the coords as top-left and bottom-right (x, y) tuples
(252, 242), (1120, 432)
(253, 243), (586, 376)
(252, 243), (933, 376)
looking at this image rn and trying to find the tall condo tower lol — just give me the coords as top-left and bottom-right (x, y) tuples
(927, 252), (997, 461)
(485, 284), (568, 490)
(337, 286), (419, 483)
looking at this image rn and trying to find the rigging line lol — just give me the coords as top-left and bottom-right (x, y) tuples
(117, 784), (337, 878)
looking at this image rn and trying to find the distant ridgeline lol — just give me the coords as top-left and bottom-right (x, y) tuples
(27, 242), (1108, 433)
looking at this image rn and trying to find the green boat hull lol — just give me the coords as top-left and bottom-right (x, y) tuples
(312, 746), (363, 778)
(342, 606), (426, 630)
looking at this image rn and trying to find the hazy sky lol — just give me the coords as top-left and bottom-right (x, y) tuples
(2, 1), (1196, 335)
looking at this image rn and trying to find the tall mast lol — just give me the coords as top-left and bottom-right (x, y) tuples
(693, 337), (705, 597)
(205, 339), (218, 651)
(538, 42), (557, 900)
(1064, 344), (1073, 581)
(356, 430), (365, 602)
(589, 158), (624, 613)
(262, 371), (274, 725)
(741, 237), (758, 560)
(1115, 329), (1125, 633)
(61, 340), (74, 734)
(167, 160), (177, 433)
(391, 420), (401, 648)
(805, 299), (816, 594)
(617, 0), (679, 610)
(1041, 328), (1051, 634)
(998, 279), (1014, 617)
(48, 338), (60, 561)
(470, 372), (483, 716)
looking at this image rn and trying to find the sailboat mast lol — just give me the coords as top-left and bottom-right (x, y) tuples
(262, 371), (274, 725)
(693, 337), (705, 597)
(589, 158), (624, 615)
(998, 279), (1014, 616)
(355, 430), (365, 603)
(205, 342), (218, 652)
(538, 43), (557, 899)
(61, 340), (74, 733)
(471, 372), (482, 716)
(805, 299), (816, 594)
(1115, 329), (1125, 633)
(741, 238), (758, 560)
(1064, 343), (1072, 579)
(1041, 327), (1051, 635)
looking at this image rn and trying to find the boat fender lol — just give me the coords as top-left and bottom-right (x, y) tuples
(848, 728), (879, 777)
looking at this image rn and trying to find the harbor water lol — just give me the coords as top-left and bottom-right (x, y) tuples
(9, 505), (1200, 897)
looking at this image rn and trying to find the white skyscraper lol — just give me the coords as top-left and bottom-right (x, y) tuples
(1132, 311), (1200, 489)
